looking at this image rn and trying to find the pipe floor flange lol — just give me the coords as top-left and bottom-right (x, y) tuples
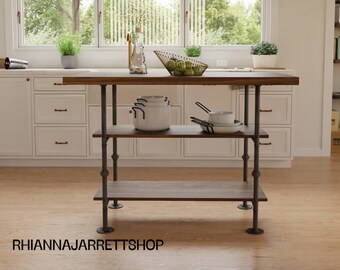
(246, 227), (264, 235)
(238, 203), (253, 210)
(108, 202), (123, 209)
(96, 227), (114, 234)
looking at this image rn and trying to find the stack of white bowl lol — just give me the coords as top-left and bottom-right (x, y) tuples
(132, 96), (171, 131)
(206, 111), (242, 133)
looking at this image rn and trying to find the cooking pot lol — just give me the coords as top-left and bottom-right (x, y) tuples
(138, 96), (168, 103)
(136, 98), (170, 107)
(132, 105), (171, 131)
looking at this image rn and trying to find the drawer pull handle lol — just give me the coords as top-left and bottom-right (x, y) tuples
(260, 142), (272, 146)
(54, 83), (64, 86)
(55, 141), (68, 145)
(54, 109), (68, 112)
(260, 109), (273, 113)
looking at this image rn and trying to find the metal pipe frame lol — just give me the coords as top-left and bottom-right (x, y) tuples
(108, 85), (123, 209)
(246, 85), (264, 235)
(96, 85), (114, 234)
(238, 85), (252, 210)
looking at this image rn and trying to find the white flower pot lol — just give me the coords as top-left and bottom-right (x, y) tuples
(61, 55), (78, 69)
(252, 55), (277, 68)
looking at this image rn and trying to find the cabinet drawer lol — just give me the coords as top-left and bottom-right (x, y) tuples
(34, 77), (85, 91)
(238, 127), (291, 158)
(35, 94), (86, 124)
(35, 127), (86, 157)
(239, 94), (292, 125)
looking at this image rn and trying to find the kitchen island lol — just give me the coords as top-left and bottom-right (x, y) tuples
(63, 70), (299, 235)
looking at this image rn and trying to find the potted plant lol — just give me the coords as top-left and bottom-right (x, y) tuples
(250, 41), (278, 68)
(185, 46), (201, 57)
(57, 33), (82, 69)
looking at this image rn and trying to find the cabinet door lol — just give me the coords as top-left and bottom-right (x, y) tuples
(238, 127), (291, 158)
(0, 78), (32, 156)
(184, 85), (236, 157)
(136, 106), (181, 157)
(89, 106), (134, 157)
(34, 94), (86, 124)
(239, 94), (292, 125)
(35, 127), (86, 157)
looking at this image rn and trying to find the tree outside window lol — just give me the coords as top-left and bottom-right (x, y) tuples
(22, 0), (261, 46)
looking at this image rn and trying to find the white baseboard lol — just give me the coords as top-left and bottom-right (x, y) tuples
(293, 148), (330, 157)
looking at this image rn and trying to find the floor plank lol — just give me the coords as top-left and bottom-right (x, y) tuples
(1, 156), (340, 269)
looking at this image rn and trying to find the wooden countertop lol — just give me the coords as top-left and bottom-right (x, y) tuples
(63, 69), (299, 86)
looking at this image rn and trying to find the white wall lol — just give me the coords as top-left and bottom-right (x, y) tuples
(0, 0), (5, 58)
(276, 0), (331, 156)
(0, 0), (332, 156)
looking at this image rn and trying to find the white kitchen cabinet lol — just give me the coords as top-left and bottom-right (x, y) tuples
(136, 106), (182, 157)
(33, 77), (87, 158)
(34, 94), (86, 124)
(238, 127), (291, 158)
(89, 106), (134, 157)
(184, 85), (237, 157)
(239, 94), (292, 125)
(237, 85), (294, 160)
(88, 84), (183, 105)
(34, 77), (85, 91)
(35, 127), (87, 157)
(0, 77), (32, 156)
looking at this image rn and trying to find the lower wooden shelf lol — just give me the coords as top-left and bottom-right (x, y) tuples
(93, 181), (268, 201)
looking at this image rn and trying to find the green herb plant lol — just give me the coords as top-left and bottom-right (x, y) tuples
(185, 46), (202, 57)
(57, 33), (82, 56)
(250, 41), (278, 55)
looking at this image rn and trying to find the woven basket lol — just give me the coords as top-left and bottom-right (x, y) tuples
(154, 50), (208, 76)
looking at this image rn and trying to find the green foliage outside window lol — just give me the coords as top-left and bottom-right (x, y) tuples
(22, 0), (261, 46)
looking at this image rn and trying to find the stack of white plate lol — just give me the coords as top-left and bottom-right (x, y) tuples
(200, 120), (243, 133)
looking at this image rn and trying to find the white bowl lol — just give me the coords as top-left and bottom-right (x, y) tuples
(208, 111), (235, 124)
(209, 120), (241, 127)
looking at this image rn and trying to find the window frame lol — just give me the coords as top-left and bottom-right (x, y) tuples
(5, 0), (272, 67)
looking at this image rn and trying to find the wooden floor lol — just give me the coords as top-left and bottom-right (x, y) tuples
(1, 156), (340, 269)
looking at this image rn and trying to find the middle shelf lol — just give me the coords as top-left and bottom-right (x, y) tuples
(93, 125), (269, 139)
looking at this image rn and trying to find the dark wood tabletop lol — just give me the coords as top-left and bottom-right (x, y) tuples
(63, 70), (299, 86)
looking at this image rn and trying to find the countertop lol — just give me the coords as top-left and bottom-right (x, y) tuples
(0, 68), (297, 77)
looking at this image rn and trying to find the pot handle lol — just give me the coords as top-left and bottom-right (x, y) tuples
(190, 116), (214, 126)
(131, 106), (145, 119)
(137, 98), (147, 102)
(195, 101), (211, 113)
(191, 119), (215, 134)
(134, 102), (145, 107)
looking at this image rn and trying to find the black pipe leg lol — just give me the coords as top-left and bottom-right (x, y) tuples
(108, 85), (123, 210)
(238, 149), (252, 210)
(247, 85), (264, 235)
(97, 85), (114, 234)
(108, 150), (123, 209)
(239, 85), (252, 210)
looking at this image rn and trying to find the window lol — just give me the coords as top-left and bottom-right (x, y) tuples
(22, 0), (95, 45)
(18, 0), (261, 47)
